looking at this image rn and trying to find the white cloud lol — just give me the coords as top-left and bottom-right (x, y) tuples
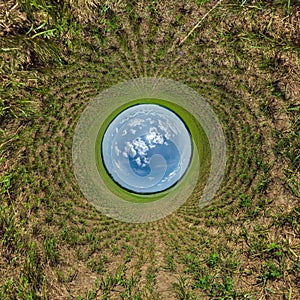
(114, 145), (121, 156)
(124, 142), (137, 158)
(146, 127), (164, 145)
(135, 156), (141, 166)
(113, 160), (121, 170)
(132, 138), (149, 156)
(158, 120), (171, 140)
(128, 118), (145, 127)
(162, 166), (180, 183)
(146, 117), (155, 124)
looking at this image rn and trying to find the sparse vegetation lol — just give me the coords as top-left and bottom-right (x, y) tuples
(0, 0), (299, 299)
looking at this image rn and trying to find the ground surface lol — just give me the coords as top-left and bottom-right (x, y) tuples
(0, 0), (299, 299)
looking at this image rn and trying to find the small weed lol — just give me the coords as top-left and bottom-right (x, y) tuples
(88, 255), (108, 275)
(146, 266), (157, 285)
(194, 275), (212, 291)
(210, 276), (235, 299)
(239, 193), (251, 208)
(195, 0), (210, 6)
(207, 252), (219, 268)
(43, 236), (59, 266)
(164, 251), (176, 271)
(111, 244), (119, 256)
(173, 276), (196, 300)
(261, 260), (283, 283)
(0, 173), (12, 195)
(255, 175), (270, 193)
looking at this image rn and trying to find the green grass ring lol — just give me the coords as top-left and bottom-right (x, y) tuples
(72, 77), (226, 222)
(95, 98), (207, 202)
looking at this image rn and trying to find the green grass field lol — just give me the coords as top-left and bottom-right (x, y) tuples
(1, 0), (299, 299)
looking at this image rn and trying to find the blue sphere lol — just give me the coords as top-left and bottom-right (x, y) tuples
(101, 104), (192, 194)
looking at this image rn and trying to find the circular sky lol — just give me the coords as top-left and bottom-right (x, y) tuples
(101, 104), (193, 194)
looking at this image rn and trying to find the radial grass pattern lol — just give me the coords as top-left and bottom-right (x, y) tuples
(72, 77), (226, 222)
